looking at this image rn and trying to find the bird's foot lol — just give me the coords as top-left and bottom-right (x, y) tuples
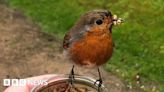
(94, 78), (102, 87)
(94, 78), (102, 92)
(68, 65), (75, 85)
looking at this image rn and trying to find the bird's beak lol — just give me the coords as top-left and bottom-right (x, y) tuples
(112, 15), (124, 25)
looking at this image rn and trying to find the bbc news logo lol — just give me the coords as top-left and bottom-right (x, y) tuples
(3, 79), (48, 86)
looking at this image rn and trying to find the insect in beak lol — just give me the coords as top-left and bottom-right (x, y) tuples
(112, 15), (124, 25)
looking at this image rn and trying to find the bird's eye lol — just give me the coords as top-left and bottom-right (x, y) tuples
(96, 19), (103, 25)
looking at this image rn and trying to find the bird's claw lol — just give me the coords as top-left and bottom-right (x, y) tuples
(94, 79), (103, 92)
(68, 65), (75, 85)
(68, 74), (75, 85)
(94, 79), (102, 87)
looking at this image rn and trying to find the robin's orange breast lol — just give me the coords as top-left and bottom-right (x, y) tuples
(69, 31), (113, 68)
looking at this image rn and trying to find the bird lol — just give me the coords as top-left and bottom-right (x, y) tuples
(63, 9), (123, 91)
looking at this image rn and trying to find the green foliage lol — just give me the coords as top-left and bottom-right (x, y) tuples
(9, 0), (85, 37)
(9, 0), (164, 91)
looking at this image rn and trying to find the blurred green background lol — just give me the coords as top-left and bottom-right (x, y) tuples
(8, 0), (164, 92)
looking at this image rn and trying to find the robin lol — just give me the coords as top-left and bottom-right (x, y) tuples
(63, 9), (123, 91)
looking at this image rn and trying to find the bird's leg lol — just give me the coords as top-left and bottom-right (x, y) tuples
(68, 65), (75, 85)
(94, 67), (103, 92)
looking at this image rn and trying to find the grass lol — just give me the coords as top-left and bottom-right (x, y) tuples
(9, 0), (164, 91)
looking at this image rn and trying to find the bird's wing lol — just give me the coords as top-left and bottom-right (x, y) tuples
(63, 27), (87, 49)
(63, 31), (71, 49)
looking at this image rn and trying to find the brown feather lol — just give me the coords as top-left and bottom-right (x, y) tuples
(63, 10), (114, 68)
(69, 27), (113, 67)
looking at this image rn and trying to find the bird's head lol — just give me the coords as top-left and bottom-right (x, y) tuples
(76, 9), (123, 33)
